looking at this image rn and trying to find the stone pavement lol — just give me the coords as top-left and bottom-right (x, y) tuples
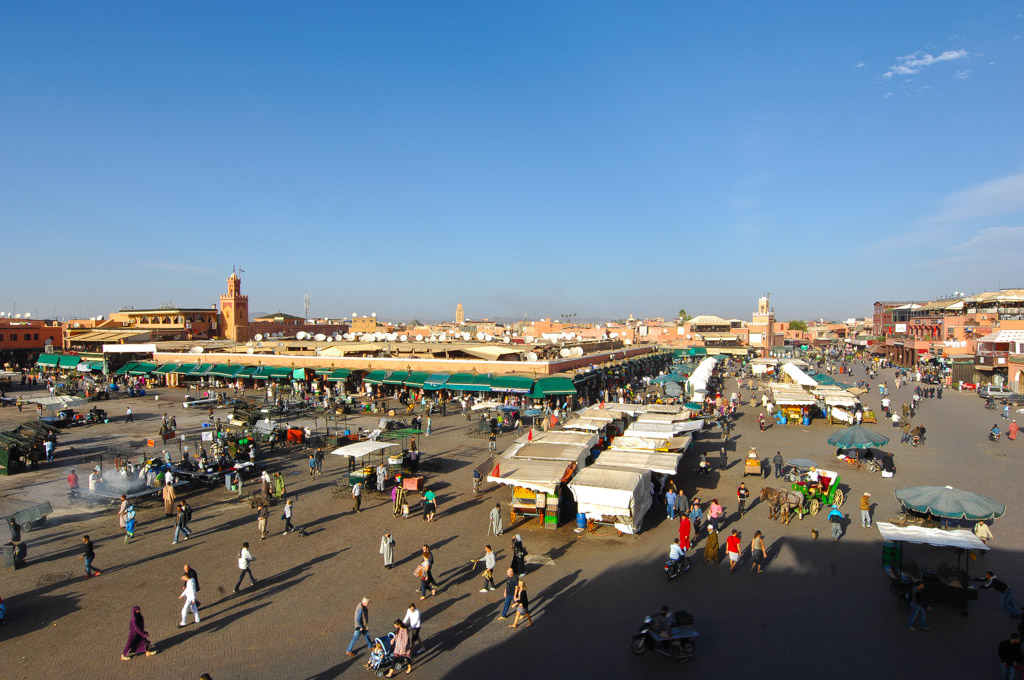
(0, 369), (1022, 679)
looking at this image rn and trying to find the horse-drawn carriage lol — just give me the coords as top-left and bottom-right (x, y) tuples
(759, 460), (845, 523)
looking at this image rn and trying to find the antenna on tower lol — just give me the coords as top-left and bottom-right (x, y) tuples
(303, 293), (310, 319)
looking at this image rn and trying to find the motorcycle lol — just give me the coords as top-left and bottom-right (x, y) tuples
(664, 557), (690, 581)
(989, 430), (1001, 442)
(631, 610), (699, 663)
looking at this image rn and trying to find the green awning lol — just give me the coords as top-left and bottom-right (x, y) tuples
(423, 373), (450, 390)
(253, 366), (291, 380)
(445, 373), (478, 390)
(85, 361), (104, 371)
(363, 370), (388, 385)
(687, 347), (708, 356)
(114, 362), (139, 375)
(152, 363), (176, 375)
(36, 354), (59, 367)
(528, 376), (578, 398)
(383, 371), (410, 385)
(187, 364), (215, 376)
(237, 366), (260, 377)
(171, 363), (197, 375)
(58, 355), (82, 369)
(128, 362), (158, 375)
(490, 375), (536, 393)
(326, 368), (351, 382)
(209, 364), (243, 378)
(404, 371), (430, 388)
(292, 368), (307, 380)
(470, 375), (494, 391)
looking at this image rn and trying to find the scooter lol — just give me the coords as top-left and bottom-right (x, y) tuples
(664, 556), (690, 581)
(631, 610), (699, 663)
(990, 430), (1001, 442)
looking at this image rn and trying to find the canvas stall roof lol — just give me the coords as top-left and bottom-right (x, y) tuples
(514, 430), (598, 449)
(639, 404), (687, 415)
(597, 403), (643, 417)
(609, 436), (671, 451)
(562, 418), (606, 432)
(506, 442), (590, 468)
(811, 386), (860, 407)
(635, 412), (691, 424)
(875, 522), (989, 551)
(458, 346), (526, 361)
(625, 420), (701, 437)
(598, 450), (683, 475)
(769, 384), (817, 406)
(577, 408), (623, 423)
(487, 459), (577, 495)
(781, 362), (818, 386)
(750, 357), (780, 365)
(568, 465), (651, 534)
(328, 441), (399, 458)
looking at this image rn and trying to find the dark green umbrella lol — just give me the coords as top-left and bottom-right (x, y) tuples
(652, 373), (686, 384)
(895, 485), (1005, 521)
(826, 425), (889, 449)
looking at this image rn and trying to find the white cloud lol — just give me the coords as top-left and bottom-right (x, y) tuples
(853, 61), (865, 68)
(954, 69), (970, 79)
(882, 49), (969, 78)
(926, 173), (1024, 223)
(924, 226), (1024, 269)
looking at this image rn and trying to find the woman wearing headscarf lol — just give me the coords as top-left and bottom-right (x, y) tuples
(678, 515), (692, 551)
(124, 503), (137, 543)
(386, 620), (412, 676)
(162, 480), (177, 516)
(120, 606), (156, 660)
(510, 535), (527, 577)
(273, 471), (286, 498)
(117, 495), (129, 530)
(260, 470), (272, 498)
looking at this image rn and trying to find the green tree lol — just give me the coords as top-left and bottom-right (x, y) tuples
(787, 320), (808, 331)
(678, 309), (692, 321)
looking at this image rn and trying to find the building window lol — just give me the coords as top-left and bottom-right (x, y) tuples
(0, 334), (4, 340)
(24, 333), (31, 340)
(34, 333), (39, 340)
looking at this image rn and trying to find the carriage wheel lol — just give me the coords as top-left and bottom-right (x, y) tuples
(809, 499), (821, 515)
(833, 489), (844, 508)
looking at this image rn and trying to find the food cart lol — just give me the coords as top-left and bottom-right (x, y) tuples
(329, 441), (401, 490)
(487, 458), (576, 528)
(877, 522), (985, 616)
(743, 447), (765, 477)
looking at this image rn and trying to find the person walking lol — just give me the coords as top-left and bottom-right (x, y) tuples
(703, 527), (720, 564)
(386, 620), (413, 676)
(974, 520), (994, 546)
(510, 535), (528, 577)
(509, 579), (533, 629)
(758, 413), (765, 432)
(179, 572), (200, 627)
(678, 515), (692, 551)
(906, 582), (929, 631)
(998, 633), (1022, 680)
(1004, 403), (1011, 420)
(379, 530), (395, 569)
(498, 568), (517, 620)
(233, 542), (257, 593)
(772, 451), (784, 479)
(308, 453), (317, 479)
(975, 572), (1021, 616)
(828, 505), (844, 541)
(1010, 420), (1019, 441)
(415, 555), (433, 600)
(725, 529), (742, 573)
(282, 499), (294, 534)
(750, 530), (767, 573)
(173, 500), (192, 544)
(120, 606), (157, 660)
(421, 545), (440, 592)
(403, 603), (425, 654)
(344, 597), (372, 657)
(736, 483), (749, 516)
(125, 406), (134, 423)
(352, 481), (363, 513)
(257, 501), (269, 540)
(859, 493), (872, 528)
(706, 499), (724, 533)
(80, 535), (101, 577)
(124, 503), (137, 543)
(688, 500), (703, 535)
(162, 480), (177, 516)
(422, 488), (437, 522)
(665, 488), (677, 520)
(376, 463), (388, 494)
(273, 472), (286, 498)
(473, 545), (497, 592)
(488, 503), (503, 536)
(117, 494), (129, 531)
(314, 447), (324, 475)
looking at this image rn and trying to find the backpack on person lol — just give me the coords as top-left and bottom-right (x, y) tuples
(183, 503), (193, 523)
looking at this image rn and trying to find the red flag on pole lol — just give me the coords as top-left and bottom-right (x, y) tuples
(491, 462), (501, 477)
(527, 428), (533, 441)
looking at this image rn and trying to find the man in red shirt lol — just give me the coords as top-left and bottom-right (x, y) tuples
(68, 469), (80, 491)
(725, 529), (742, 573)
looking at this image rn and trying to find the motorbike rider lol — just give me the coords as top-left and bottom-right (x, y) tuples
(650, 606), (673, 638)
(669, 538), (690, 573)
(990, 424), (1001, 441)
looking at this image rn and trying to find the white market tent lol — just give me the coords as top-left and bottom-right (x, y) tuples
(598, 403), (644, 417)
(577, 407), (625, 423)
(514, 430), (598, 449)
(875, 522), (989, 551)
(568, 465), (652, 534)
(685, 357), (719, 396)
(625, 420), (702, 437)
(487, 459), (576, 495)
(781, 362), (818, 387)
(502, 442), (590, 468)
(769, 384), (817, 406)
(639, 404), (687, 415)
(471, 400), (503, 411)
(635, 412), (693, 425)
(812, 385), (861, 408)
(598, 450), (683, 475)
(25, 395), (88, 410)
(329, 441), (399, 459)
(610, 434), (692, 452)
(563, 418), (606, 432)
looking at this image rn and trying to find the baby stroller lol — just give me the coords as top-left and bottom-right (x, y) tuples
(365, 632), (406, 677)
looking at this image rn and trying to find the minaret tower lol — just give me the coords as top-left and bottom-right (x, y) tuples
(219, 267), (250, 341)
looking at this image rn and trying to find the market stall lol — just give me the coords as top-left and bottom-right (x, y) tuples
(568, 465), (652, 535)
(595, 450), (682, 475)
(487, 458), (577, 528)
(329, 441), (402, 489)
(768, 384), (816, 424)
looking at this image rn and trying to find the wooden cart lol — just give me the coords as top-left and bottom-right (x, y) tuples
(743, 448), (764, 477)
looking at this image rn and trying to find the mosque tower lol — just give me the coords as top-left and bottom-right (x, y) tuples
(219, 268), (250, 342)
(455, 302), (465, 325)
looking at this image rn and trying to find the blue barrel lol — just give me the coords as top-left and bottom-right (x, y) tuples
(576, 513), (587, 530)
(344, 429), (351, 436)
(802, 416), (811, 426)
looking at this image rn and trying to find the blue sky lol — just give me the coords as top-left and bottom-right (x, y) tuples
(2, 2), (1023, 324)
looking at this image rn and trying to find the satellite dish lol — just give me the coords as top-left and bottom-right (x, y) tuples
(347, 335), (357, 342)
(462, 332), (470, 340)
(524, 336), (534, 343)
(374, 332), (384, 341)
(559, 348), (571, 358)
(44, 338), (52, 345)
(296, 332), (306, 340)
(624, 339), (632, 345)
(438, 333), (447, 341)
(254, 334), (263, 342)
(415, 335), (424, 342)
(476, 332), (485, 341)
(189, 346), (204, 354)
(572, 347), (584, 357)
(314, 333), (327, 341)
(352, 312), (358, 319)
(429, 335), (437, 342)
(24, 312), (31, 318)
(525, 352), (538, 361)
(568, 332), (576, 339)
(399, 334), (408, 342)
(609, 332), (619, 338)
(503, 337), (510, 344)
(371, 312), (377, 318)
(96, 314), (102, 320)
(595, 324), (601, 329)
(14, 313), (21, 319)
(247, 347), (254, 354)
(484, 334), (493, 342)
